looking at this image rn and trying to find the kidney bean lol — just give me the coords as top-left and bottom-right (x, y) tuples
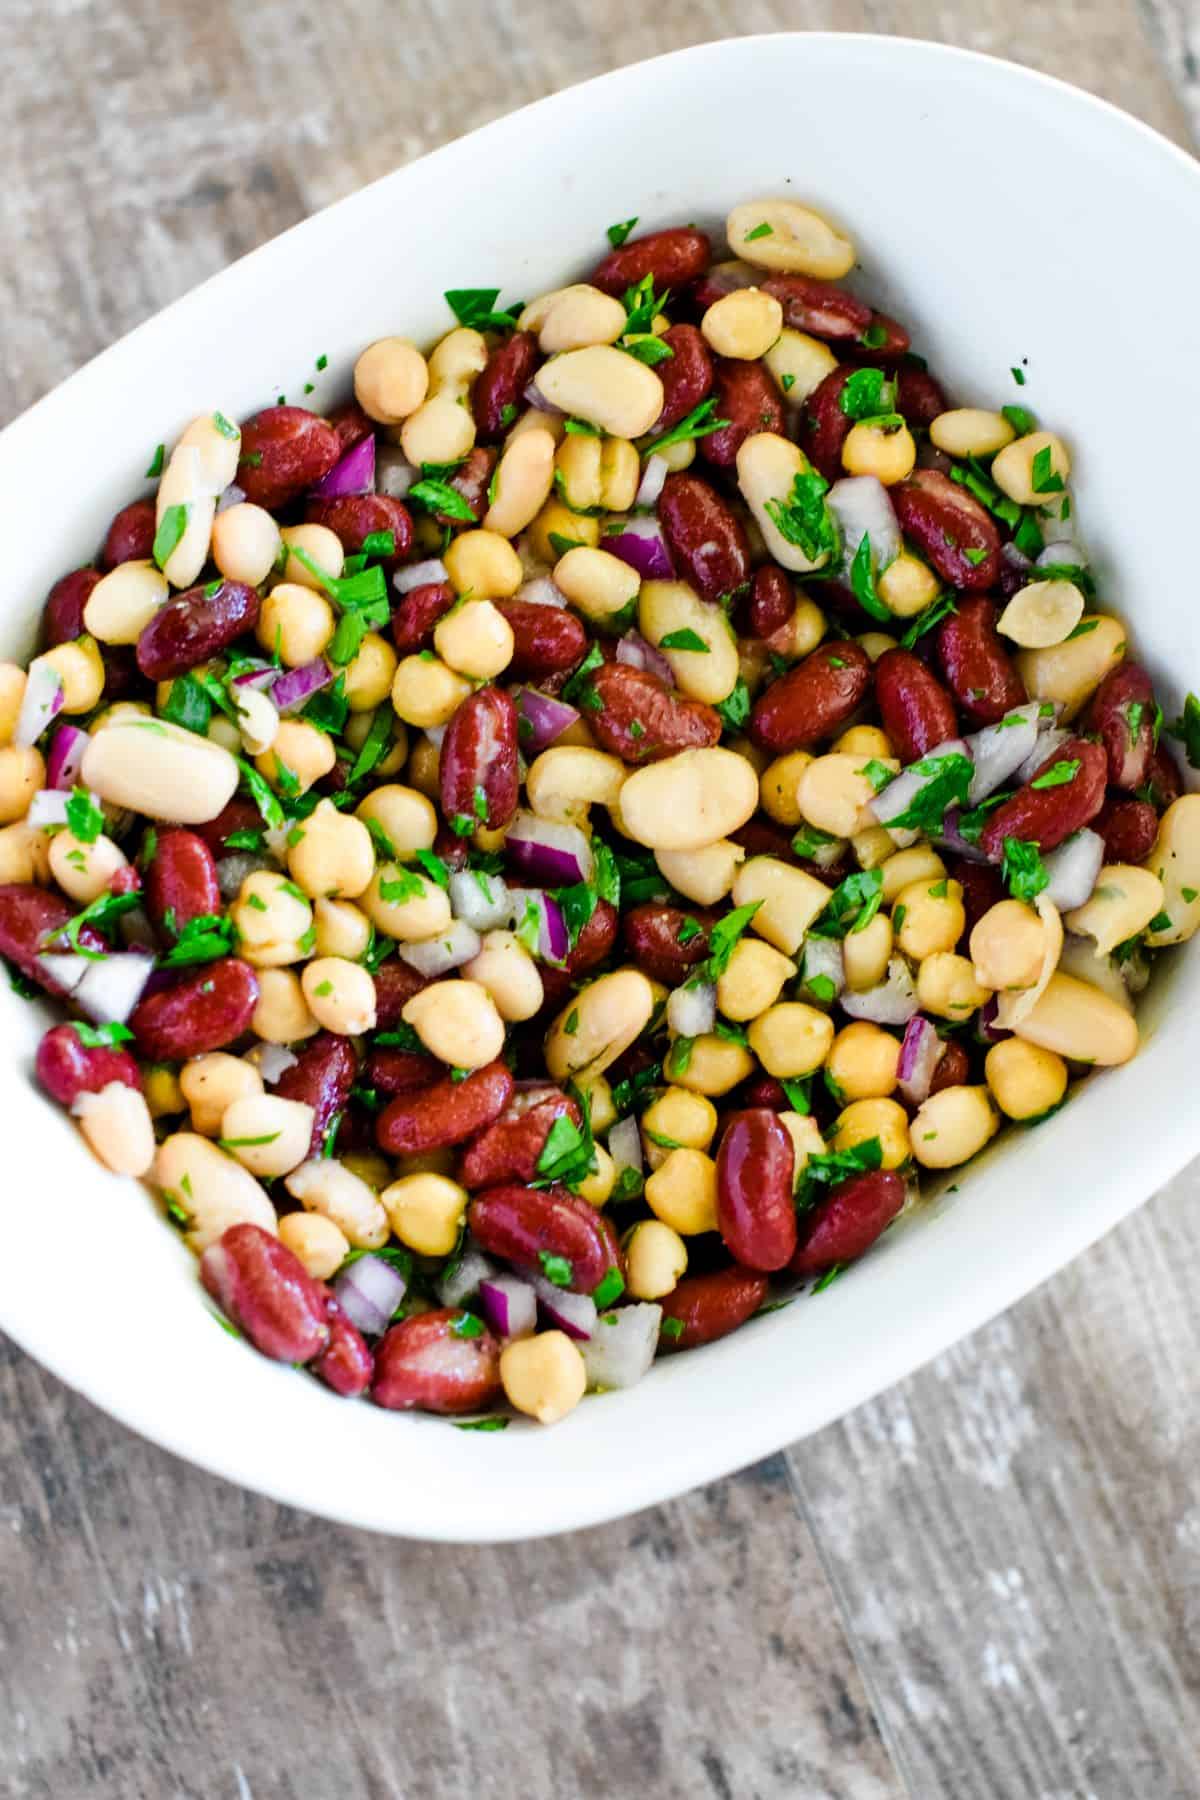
(201, 1224), (330, 1363)
(951, 858), (1006, 936)
(936, 596), (1027, 725)
(689, 260), (759, 309)
(749, 641), (872, 752)
(275, 1032), (358, 1158)
(366, 1046), (441, 1094)
(741, 1076), (788, 1111)
(621, 904), (713, 985)
(978, 737), (1108, 859)
(747, 565), (794, 640)
(1083, 662), (1155, 790)
(144, 828), (221, 935)
(875, 648), (959, 762)
(928, 1040), (970, 1096)
(392, 580), (456, 653)
(657, 1265), (769, 1349)
(798, 366), (855, 482)
(537, 898), (619, 1011)
(790, 1170), (905, 1274)
(459, 1090), (582, 1188)
(372, 1309), (501, 1414)
(101, 499), (157, 569)
(371, 959), (430, 1030)
(305, 493), (413, 562)
(1143, 744), (1182, 812)
(376, 1060), (513, 1154)
(730, 817), (805, 869)
(130, 958), (259, 1061)
(0, 885), (107, 990)
(895, 364), (948, 428)
(473, 332), (540, 440)
(42, 567), (100, 647)
(237, 406), (341, 509)
(700, 359), (785, 469)
(136, 580), (260, 680)
(311, 1296), (374, 1397)
(894, 470), (1000, 591)
(35, 1023), (141, 1108)
(1096, 795), (1158, 863)
(585, 661), (721, 763)
(325, 401), (374, 452)
(494, 600), (587, 679)
(716, 1109), (797, 1271)
(590, 227), (711, 299)
(847, 313), (911, 363)
(761, 274), (871, 340)
(658, 473), (751, 605)
(467, 1183), (623, 1295)
(189, 797), (264, 857)
(110, 865), (142, 898)
(439, 684), (519, 832)
(436, 446), (496, 526)
(653, 323), (714, 433)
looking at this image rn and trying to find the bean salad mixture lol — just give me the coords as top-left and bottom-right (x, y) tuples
(5, 195), (1200, 1428)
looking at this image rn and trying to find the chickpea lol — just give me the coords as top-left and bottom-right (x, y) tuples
(880, 844), (946, 904)
(279, 523), (345, 589)
(910, 1085), (1000, 1170)
(917, 951), (991, 1021)
(463, 929), (544, 1022)
(500, 1331), (587, 1425)
(301, 957), (378, 1035)
(716, 936), (794, 1022)
(354, 336), (429, 424)
(639, 581), (739, 704)
(0, 822), (48, 885)
(619, 747), (758, 852)
(232, 869), (314, 967)
(970, 899), (1049, 993)
(841, 419), (916, 485)
(313, 896), (372, 960)
(143, 1063), (185, 1120)
(402, 978), (504, 1068)
(279, 1211), (350, 1281)
(391, 653), (472, 728)
(985, 1038), (1068, 1121)
(876, 551), (940, 619)
(727, 197), (856, 279)
(256, 719), (336, 796)
(665, 1032), (754, 1096)
(798, 753), (893, 840)
(701, 287), (784, 360)
(991, 431), (1071, 506)
(893, 876), (965, 961)
(405, 735), (441, 801)
(640, 1087), (718, 1168)
(355, 783), (437, 859)
(443, 528), (523, 600)
(545, 968), (655, 1082)
(219, 1094), (315, 1178)
(362, 861), (452, 941)
(655, 839), (745, 908)
(553, 545), (640, 629)
(842, 912), (892, 992)
(554, 433), (640, 514)
(779, 1110), (826, 1179)
(251, 968), (319, 1044)
(830, 1097), (911, 1170)
(535, 346), (663, 440)
(47, 828), (127, 904)
(433, 598), (515, 681)
(527, 499), (600, 564)
(574, 1143), (617, 1207)
(212, 503), (283, 586)
(826, 1022), (901, 1101)
(764, 328), (838, 405)
(287, 799), (375, 901)
(0, 745), (41, 824)
(732, 855), (833, 955)
(39, 640), (106, 714)
(83, 561), (170, 645)
(747, 1002), (834, 1078)
(760, 751), (813, 828)
(180, 1053), (264, 1137)
(764, 596), (827, 662)
(285, 1157), (390, 1250)
(856, 630), (900, 661)
(0, 663), (25, 746)
(343, 1152), (392, 1192)
(929, 409), (1015, 459)
(381, 1172), (468, 1257)
(1015, 616), (1125, 722)
(850, 825), (896, 872)
(256, 583), (335, 667)
(624, 1219), (688, 1300)
(341, 632), (398, 711)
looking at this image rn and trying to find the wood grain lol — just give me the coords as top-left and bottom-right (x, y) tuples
(1, 3), (1197, 1797)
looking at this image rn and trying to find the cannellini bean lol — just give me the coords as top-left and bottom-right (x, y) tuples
(970, 898), (1054, 993)
(997, 580), (1085, 649)
(178, 411), (242, 494)
(285, 1157), (390, 1250)
(619, 747), (759, 851)
(402, 978), (505, 1068)
(73, 1082), (156, 1177)
(156, 443), (216, 588)
(463, 930), (544, 1022)
(701, 288), (784, 360)
(929, 409), (1015, 459)
(1065, 864), (1164, 956)
(991, 431), (1071, 507)
(526, 744), (626, 826)
(250, 969), (319, 1045)
(638, 581), (740, 704)
(219, 1094), (316, 1177)
(764, 329), (838, 405)
(655, 839), (745, 907)
(484, 427), (557, 537)
(534, 346), (664, 440)
(736, 432), (834, 574)
(732, 855), (832, 956)
(520, 284), (627, 352)
(1145, 796), (1200, 946)
(154, 1132), (277, 1253)
(910, 1085), (1000, 1169)
(83, 561), (169, 645)
(81, 717), (239, 823)
(545, 968), (655, 1082)
(1010, 971), (1138, 1065)
(726, 197), (855, 279)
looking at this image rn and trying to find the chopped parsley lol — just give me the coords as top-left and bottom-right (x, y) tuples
(1031, 445), (1064, 495)
(160, 912), (237, 967)
(659, 628), (709, 653)
(1030, 759), (1080, 790)
(715, 679), (751, 733)
(764, 468), (839, 566)
(71, 1020), (134, 1048)
(685, 901), (762, 988)
(64, 788), (105, 844)
(144, 443), (165, 479)
(623, 335), (675, 367)
(809, 869), (884, 939)
(606, 217), (638, 247)
(1002, 404), (1037, 436)
(621, 273), (664, 336)
(839, 367), (894, 421)
(444, 287), (521, 332)
(899, 593), (957, 648)
(152, 503), (189, 570)
(538, 1251), (574, 1288)
(645, 397), (729, 459)
(593, 1267), (625, 1308)
(743, 221), (774, 241)
(883, 752), (974, 834)
(848, 533), (892, 622)
(1167, 693), (1200, 768)
(1065, 618), (1099, 642)
(796, 1138), (884, 1211)
(1001, 836), (1049, 905)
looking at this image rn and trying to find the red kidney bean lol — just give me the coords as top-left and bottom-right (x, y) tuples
(366, 1046), (442, 1094)
(585, 661), (721, 763)
(651, 322), (714, 434)
(1083, 662), (1155, 790)
(936, 596), (1027, 725)
(951, 858), (1006, 936)
(35, 1023), (141, 1108)
(467, 1184), (623, 1295)
(494, 600), (587, 679)
(144, 829), (220, 935)
(790, 1170), (905, 1274)
(311, 1295), (374, 1397)
(731, 816), (804, 868)
(1095, 796), (1158, 863)
(798, 366), (855, 482)
(305, 493), (413, 561)
(537, 898), (619, 1012)
(749, 641), (873, 752)
(621, 904), (713, 985)
(657, 473), (751, 604)
(473, 332), (540, 440)
(371, 959), (430, 1030)
(392, 580), (456, 653)
(894, 470), (1001, 591)
(237, 406), (341, 509)
(459, 1090), (581, 1188)
(928, 1040), (970, 1097)
(716, 1109), (797, 1271)
(275, 1032), (358, 1159)
(325, 402), (374, 452)
(700, 359), (785, 468)
(201, 1224), (330, 1363)
(437, 446), (496, 527)
(190, 797), (264, 857)
(761, 274), (872, 340)
(747, 565), (795, 640)
(376, 1060), (513, 1154)
(130, 958), (259, 1061)
(372, 1309), (501, 1414)
(101, 499), (157, 569)
(895, 364), (948, 427)
(1143, 745), (1182, 812)
(439, 684), (519, 832)
(689, 260), (757, 309)
(590, 227), (711, 298)
(110, 865), (142, 898)
(741, 1076), (789, 1111)
(136, 580), (260, 680)
(846, 313), (911, 363)
(875, 648), (959, 762)
(978, 737), (1108, 859)
(0, 885), (107, 991)
(657, 1265), (769, 1349)
(42, 568), (100, 647)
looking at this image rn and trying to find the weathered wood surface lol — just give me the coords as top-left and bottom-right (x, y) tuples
(2, 4), (1198, 1797)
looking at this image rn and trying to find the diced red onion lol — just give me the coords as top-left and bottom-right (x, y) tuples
(216, 851), (272, 900)
(516, 576), (566, 608)
(376, 444), (417, 499)
(616, 629), (674, 687)
(869, 739), (971, 828)
(436, 1248), (497, 1308)
(977, 994), (1011, 1043)
(607, 1114), (643, 1180)
(398, 920), (481, 977)
(393, 557), (448, 595)
(1001, 540), (1033, 576)
(1015, 725), (1070, 786)
(25, 788), (71, 830)
(15, 659), (64, 749)
(269, 659), (332, 714)
(448, 869), (509, 931)
(309, 432), (375, 499)
(581, 1302), (662, 1390)
(523, 379), (563, 416)
(514, 686), (579, 755)
(478, 1274), (537, 1340)
(634, 454), (669, 511)
(254, 1043), (299, 1084)
(826, 475), (901, 574)
(505, 889), (570, 965)
(73, 951), (156, 1024)
(667, 982), (715, 1038)
(35, 952), (90, 997)
(333, 1253), (407, 1338)
(839, 956), (919, 1026)
(1041, 829), (1104, 911)
(505, 812), (594, 888)
(605, 516), (675, 582)
(802, 936), (845, 1000)
(896, 1014), (945, 1106)
(530, 1273), (596, 1340)
(935, 809), (991, 865)
(46, 724), (89, 791)
(216, 482), (245, 513)
(964, 703), (1043, 804)
(229, 663), (277, 692)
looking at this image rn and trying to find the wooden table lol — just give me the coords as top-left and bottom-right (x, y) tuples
(3, 5), (1199, 1796)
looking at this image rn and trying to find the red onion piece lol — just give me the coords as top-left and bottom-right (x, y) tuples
(507, 889), (569, 964)
(1001, 540), (1033, 576)
(839, 956), (919, 1027)
(25, 789), (71, 830)
(616, 628), (674, 687)
(1041, 829), (1104, 911)
(667, 982), (715, 1038)
(607, 1115), (643, 1181)
(634, 453), (669, 511)
(479, 1274), (537, 1340)
(514, 686), (579, 755)
(516, 577), (566, 608)
(436, 1248), (497, 1308)
(255, 1043), (299, 1085)
(398, 919), (482, 977)
(870, 739), (971, 828)
(393, 556), (449, 595)
(216, 482), (245, 514)
(46, 724), (89, 791)
(530, 1273), (596, 1339)
(269, 659), (332, 714)
(523, 379), (563, 417)
(333, 1253), (407, 1337)
(1015, 725), (1070, 786)
(802, 937), (845, 1000)
(230, 662), (276, 691)
(448, 870), (510, 931)
(16, 660), (64, 749)
(826, 475), (901, 573)
(309, 432), (376, 499)
(504, 813), (594, 888)
(35, 952), (90, 997)
(964, 703), (1043, 804)
(896, 1014), (945, 1106)
(74, 951), (156, 1024)
(605, 516), (675, 581)
(377, 445), (417, 499)
(580, 1302), (662, 1389)
(935, 809), (991, 865)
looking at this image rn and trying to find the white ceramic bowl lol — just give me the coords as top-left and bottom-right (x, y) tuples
(2, 34), (1198, 1542)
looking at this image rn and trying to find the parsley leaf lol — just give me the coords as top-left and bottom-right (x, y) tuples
(444, 287), (520, 332)
(408, 478), (477, 521)
(686, 901), (762, 987)
(607, 217), (638, 247)
(144, 443), (165, 479)
(236, 757), (285, 831)
(839, 367), (894, 421)
(645, 397), (729, 458)
(796, 1138), (884, 1211)
(1167, 693), (1200, 768)
(64, 788), (105, 844)
(1031, 444), (1064, 495)
(764, 468), (839, 566)
(659, 628), (709, 653)
(882, 752), (974, 834)
(71, 1020), (134, 1048)
(1001, 836), (1049, 905)
(592, 837), (620, 906)
(152, 503), (189, 570)
(160, 912), (236, 968)
(848, 532), (892, 622)
(1002, 404), (1037, 436)
(622, 335), (674, 367)
(715, 679), (751, 733)
(49, 890), (140, 960)
(1030, 759), (1080, 790)
(621, 273), (663, 336)
(161, 671), (213, 735)
(899, 594), (957, 648)
(538, 1250), (574, 1287)
(593, 1267), (625, 1308)
(809, 869), (884, 939)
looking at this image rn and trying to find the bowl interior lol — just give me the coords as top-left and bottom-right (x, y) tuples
(1, 34), (1198, 1540)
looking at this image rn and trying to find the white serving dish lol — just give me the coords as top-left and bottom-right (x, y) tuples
(1, 34), (1197, 1542)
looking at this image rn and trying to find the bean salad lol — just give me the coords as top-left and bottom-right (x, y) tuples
(4, 194), (1199, 1428)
